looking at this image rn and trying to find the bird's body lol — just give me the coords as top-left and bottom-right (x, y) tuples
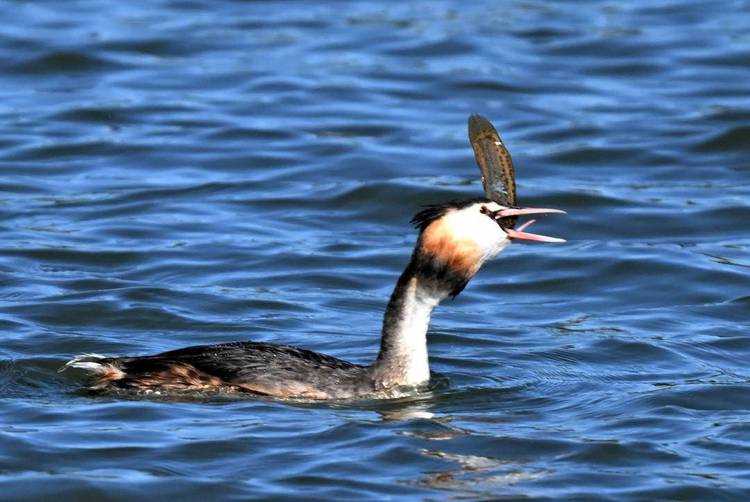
(60, 115), (565, 401)
(64, 343), (373, 399)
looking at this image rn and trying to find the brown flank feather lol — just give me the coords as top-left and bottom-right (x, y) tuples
(106, 362), (227, 391)
(95, 361), (332, 399)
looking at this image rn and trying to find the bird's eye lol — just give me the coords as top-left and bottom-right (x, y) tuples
(480, 206), (498, 219)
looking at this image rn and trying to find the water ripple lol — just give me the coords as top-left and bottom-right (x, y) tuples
(0, 0), (749, 500)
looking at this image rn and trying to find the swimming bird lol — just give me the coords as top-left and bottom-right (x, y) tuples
(60, 114), (565, 400)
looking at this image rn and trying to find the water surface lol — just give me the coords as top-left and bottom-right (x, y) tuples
(1, 1), (750, 500)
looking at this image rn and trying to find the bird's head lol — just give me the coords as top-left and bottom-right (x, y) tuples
(403, 113), (566, 297)
(410, 197), (564, 296)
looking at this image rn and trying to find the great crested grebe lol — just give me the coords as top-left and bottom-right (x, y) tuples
(60, 114), (565, 400)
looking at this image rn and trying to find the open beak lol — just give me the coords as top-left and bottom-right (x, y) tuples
(495, 207), (566, 243)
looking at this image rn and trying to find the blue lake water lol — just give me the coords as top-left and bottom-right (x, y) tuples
(1, 0), (750, 499)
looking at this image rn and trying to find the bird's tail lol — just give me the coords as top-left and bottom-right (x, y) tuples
(58, 353), (112, 374)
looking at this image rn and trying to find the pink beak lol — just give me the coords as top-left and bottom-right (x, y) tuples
(495, 207), (566, 243)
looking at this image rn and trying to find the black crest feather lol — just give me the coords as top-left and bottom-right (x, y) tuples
(410, 197), (491, 233)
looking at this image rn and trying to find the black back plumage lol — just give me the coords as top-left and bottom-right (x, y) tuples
(118, 341), (362, 382)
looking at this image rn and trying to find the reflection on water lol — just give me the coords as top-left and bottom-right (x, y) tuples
(419, 449), (548, 496)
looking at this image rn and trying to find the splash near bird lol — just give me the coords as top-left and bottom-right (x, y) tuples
(60, 115), (565, 400)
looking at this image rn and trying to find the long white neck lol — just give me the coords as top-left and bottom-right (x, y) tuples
(368, 202), (512, 390)
(369, 267), (450, 389)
